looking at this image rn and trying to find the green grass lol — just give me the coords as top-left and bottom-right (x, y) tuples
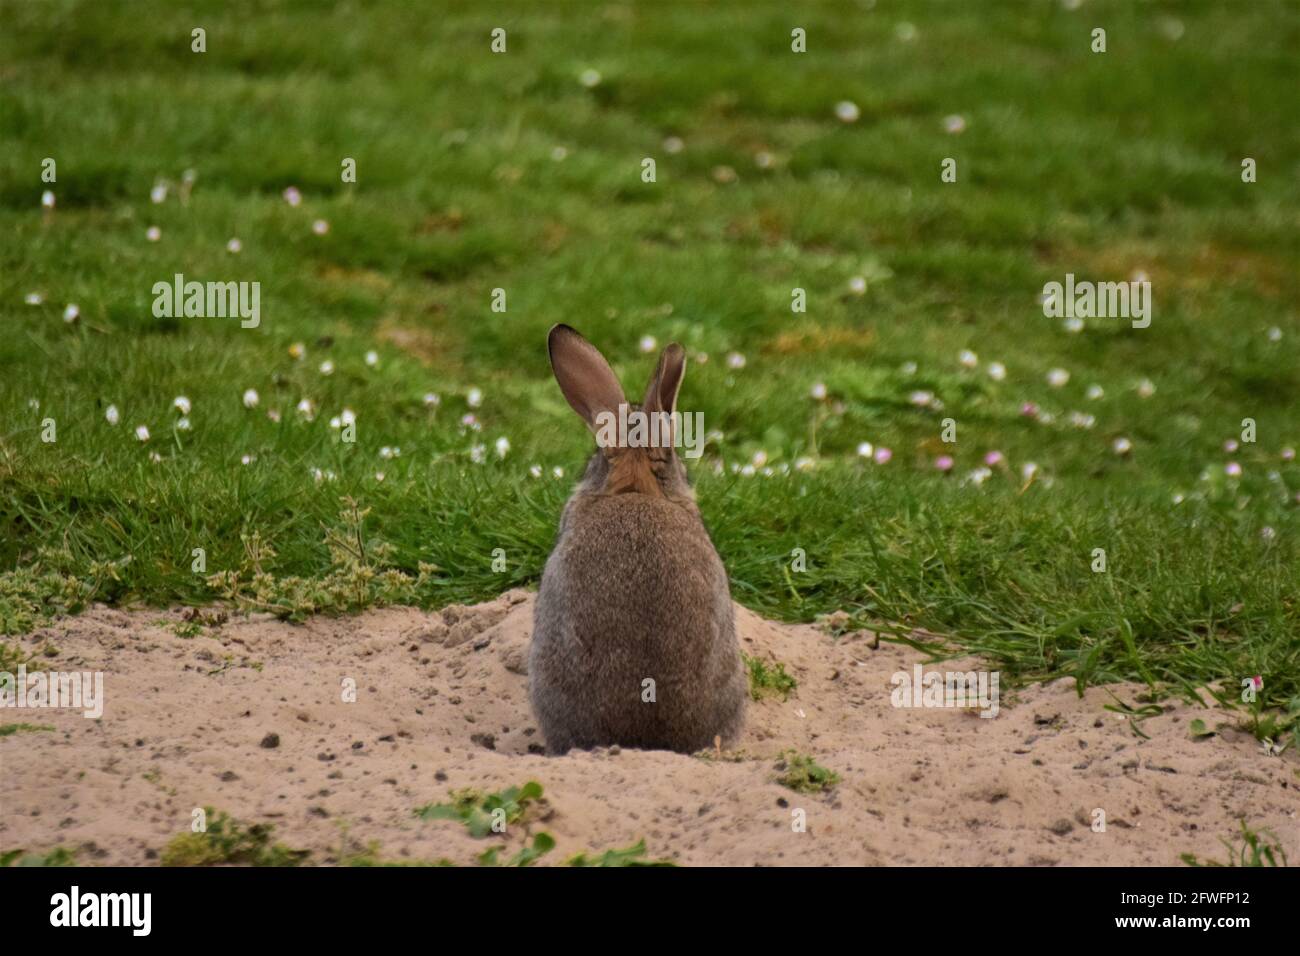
(415, 780), (547, 838)
(1, 1), (1297, 718)
(743, 652), (798, 701)
(0, 847), (76, 867)
(160, 807), (311, 866)
(775, 750), (840, 794)
(0, 722), (55, 736)
(1181, 820), (1289, 867)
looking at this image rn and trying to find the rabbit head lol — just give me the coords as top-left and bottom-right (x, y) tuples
(547, 323), (694, 503)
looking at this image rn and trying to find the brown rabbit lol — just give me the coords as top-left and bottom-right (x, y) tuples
(529, 324), (747, 754)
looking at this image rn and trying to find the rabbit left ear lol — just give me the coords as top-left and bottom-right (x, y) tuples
(548, 324), (627, 431)
(643, 343), (686, 416)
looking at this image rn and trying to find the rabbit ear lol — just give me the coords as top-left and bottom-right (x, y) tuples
(548, 324), (627, 430)
(643, 342), (686, 416)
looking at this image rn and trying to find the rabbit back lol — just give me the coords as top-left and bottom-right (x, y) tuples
(530, 492), (747, 754)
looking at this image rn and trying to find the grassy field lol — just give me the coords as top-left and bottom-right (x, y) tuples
(1, 1), (1297, 725)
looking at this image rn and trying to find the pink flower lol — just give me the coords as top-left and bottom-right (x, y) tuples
(935, 455), (954, 472)
(1020, 402), (1038, 418)
(984, 450), (1004, 467)
(874, 446), (892, 464)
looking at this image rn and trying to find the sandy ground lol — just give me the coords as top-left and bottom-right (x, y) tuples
(1, 591), (1296, 866)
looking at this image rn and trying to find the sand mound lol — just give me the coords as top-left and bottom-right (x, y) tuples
(1, 592), (1294, 866)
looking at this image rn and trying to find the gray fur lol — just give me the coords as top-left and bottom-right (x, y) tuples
(529, 325), (747, 754)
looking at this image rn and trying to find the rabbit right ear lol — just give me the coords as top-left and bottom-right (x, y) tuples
(548, 324), (627, 431)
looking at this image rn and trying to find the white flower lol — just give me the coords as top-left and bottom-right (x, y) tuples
(909, 390), (934, 407)
(834, 101), (861, 123)
(243, 388), (260, 408)
(901, 361), (918, 376)
(579, 68), (602, 88)
(466, 387), (483, 408)
(62, 303), (80, 323)
(312, 219), (329, 235)
(364, 350), (379, 367)
(848, 276), (867, 295)
(958, 350), (978, 368)
(240, 454), (255, 465)
(726, 352), (746, 370)
(135, 424), (151, 442)
(105, 404), (120, 425)
(552, 466), (565, 478)
(150, 183), (167, 204)
(662, 136), (684, 154)
(470, 444), (486, 464)
(1086, 384), (1104, 400)
(1021, 462), (1039, 480)
(379, 446), (400, 459)
(495, 437), (511, 458)
(227, 238), (243, 254)
(965, 467), (992, 486)
(173, 396), (191, 415)
(1046, 368), (1070, 387)
(319, 360), (334, 376)
(1112, 437), (1133, 456)
(288, 342), (305, 360)
(341, 408), (356, 426)
(1063, 317), (1084, 333)
(810, 382), (827, 400)
(146, 226), (161, 242)
(267, 409), (281, 423)
(1069, 412), (1095, 429)
(1136, 378), (1156, 398)
(283, 186), (302, 206)
(857, 442), (874, 458)
(551, 146), (569, 161)
(987, 361), (1006, 381)
(794, 456), (816, 472)
(176, 417), (191, 431)
(25, 292), (43, 305)
(639, 335), (658, 353)
(423, 392), (441, 407)
(296, 398), (315, 419)
(943, 114), (967, 135)
(461, 413), (480, 430)
(1267, 326), (1282, 342)
(740, 464), (756, 477)
(529, 464), (543, 478)
(41, 190), (56, 209)
(755, 151), (775, 169)
(148, 451), (162, 463)
(751, 450), (768, 468)
(895, 22), (918, 41)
